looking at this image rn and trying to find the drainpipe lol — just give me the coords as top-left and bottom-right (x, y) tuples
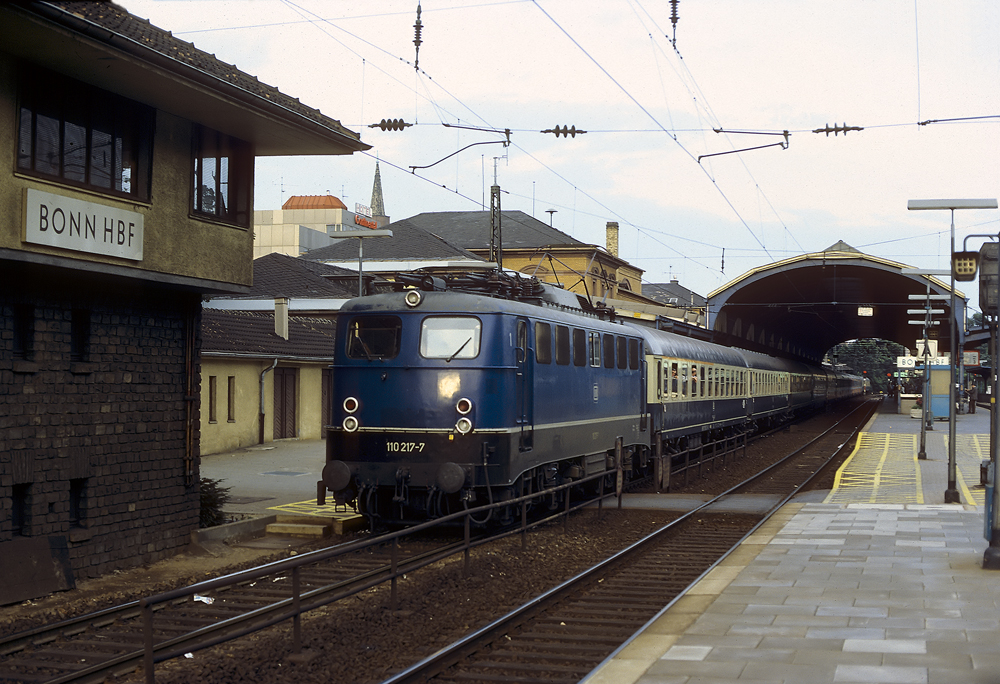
(259, 359), (278, 444)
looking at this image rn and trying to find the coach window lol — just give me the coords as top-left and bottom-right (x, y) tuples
(690, 364), (698, 397)
(555, 325), (571, 365)
(603, 334), (615, 368)
(192, 125), (252, 227)
(17, 67), (153, 201)
(680, 363), (689, 398)
(588, 332), (601, 367)
(347, 316), (402, 360)
(616, 337), (628, 369)
(421, 316), (481, 360)
(572, 329), (587, 366)
(670, 362), (679, 397)
(535, 323), (552, 364)
(628, 338), (640, 370)
(701, 366), (707, 397)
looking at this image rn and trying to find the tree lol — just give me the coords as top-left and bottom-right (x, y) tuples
(825, 338), (907, 394)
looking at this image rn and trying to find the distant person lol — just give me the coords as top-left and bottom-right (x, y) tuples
(969, 383), (978, 414)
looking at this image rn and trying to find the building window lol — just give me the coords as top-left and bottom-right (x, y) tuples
(12, 484), (30, 536)
(192, 125), (252, 227)
(71, 308), (90, 362)
(227, 376), (236, 422)
(69, 478), (87, 528)
(209, 375), (218, 423)
(17, 67), (153, 200)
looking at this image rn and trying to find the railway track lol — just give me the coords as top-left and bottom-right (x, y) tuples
(0, 534), (466, 684)
(0, 401), (871, 684)
(381, 399), (878, 684)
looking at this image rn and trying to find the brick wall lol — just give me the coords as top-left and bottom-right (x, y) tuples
(0, 268), (201, 579)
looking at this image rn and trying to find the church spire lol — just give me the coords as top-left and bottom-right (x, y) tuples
(370, 161), (387, 224)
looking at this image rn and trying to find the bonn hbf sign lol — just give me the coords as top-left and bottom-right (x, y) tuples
(24, 188), (143, 261)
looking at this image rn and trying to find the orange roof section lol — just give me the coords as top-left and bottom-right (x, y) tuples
(282, 195), (348, 210)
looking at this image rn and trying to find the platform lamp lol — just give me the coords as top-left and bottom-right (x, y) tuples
(330, 228), (393, 296)
(908, 199), (999, 504)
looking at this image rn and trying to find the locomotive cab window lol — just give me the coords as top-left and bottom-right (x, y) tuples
(420, 316), (481, 360)
(346, 316), (402, 360)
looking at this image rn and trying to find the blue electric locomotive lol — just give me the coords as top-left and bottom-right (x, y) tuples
(320, 271), (863, 523)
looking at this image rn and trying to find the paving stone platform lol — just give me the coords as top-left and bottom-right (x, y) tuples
(584, 404), (1000, 684)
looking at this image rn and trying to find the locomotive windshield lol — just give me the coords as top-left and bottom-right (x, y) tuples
(346, 316), (401, 360)
(420, 316), (481, 361)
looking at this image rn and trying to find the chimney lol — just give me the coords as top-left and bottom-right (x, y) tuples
(275, 297), (289, 340)
(606, 222), (619, 258)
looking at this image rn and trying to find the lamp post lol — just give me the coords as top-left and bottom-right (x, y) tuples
(908, 199), (999, 504)
(330, 228), (393, 296)
(906, 288), (945, 458)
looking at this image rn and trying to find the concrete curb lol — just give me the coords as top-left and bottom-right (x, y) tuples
(191, 514), (277, 547)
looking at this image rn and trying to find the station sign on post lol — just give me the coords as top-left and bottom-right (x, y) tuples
(897, 356), (949, 369)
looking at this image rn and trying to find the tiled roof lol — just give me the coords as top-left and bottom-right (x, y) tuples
(218, 253), (359, 300)
(282, 195), (348, 210)
(36, 1), (361, 144)
(303, 221), (483, 262)
(402, 211), (586, 251)
(201, 308), (336, 358)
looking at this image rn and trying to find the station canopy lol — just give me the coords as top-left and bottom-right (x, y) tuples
(707, 241), (965, 363)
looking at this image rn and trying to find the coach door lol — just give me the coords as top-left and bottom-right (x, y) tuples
(516, 319), (533, 451)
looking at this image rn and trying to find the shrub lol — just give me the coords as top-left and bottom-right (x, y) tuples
(200, 477), (231, 528)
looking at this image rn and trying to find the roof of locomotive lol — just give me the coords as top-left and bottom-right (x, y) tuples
(337, 289), (643, 336)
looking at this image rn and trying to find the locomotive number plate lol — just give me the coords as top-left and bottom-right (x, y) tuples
(386, 441), (426, 453)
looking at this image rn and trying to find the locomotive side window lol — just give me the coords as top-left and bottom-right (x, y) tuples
(572, 329), (587, 366)
(589, 332), (601, 367)
(535, 323), (552, 364)
(603, 335), (615, 369)
(346, 316), (402, 360)
(555, 325), (571, 365)
(616, 337), (627, 369)
(420, 316), (481, 360)
(628, 339), (639, 370)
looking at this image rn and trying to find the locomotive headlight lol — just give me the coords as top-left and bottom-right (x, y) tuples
(456, 397), (473, 415)
(404, 290), (422, 307)
(342, 415), (360, 432)
(343, 396), (359, 413)
(455, 417), (473, 435)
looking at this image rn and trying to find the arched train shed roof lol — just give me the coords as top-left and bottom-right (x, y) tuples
(707, 242), (965, 363)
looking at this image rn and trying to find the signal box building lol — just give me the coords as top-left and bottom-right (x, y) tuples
(0, 2), (366, 594)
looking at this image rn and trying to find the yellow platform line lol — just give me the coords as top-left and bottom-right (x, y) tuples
(825, 433), (922, 505)
(268, 500), (362, 519)
(952, 434), (987, 507)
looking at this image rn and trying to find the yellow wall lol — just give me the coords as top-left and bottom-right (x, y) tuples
(200, 357), (329, 455)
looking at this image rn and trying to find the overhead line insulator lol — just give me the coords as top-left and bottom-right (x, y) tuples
(541, 125), (587, 138)
(812, 122), (863, 136)
(369, 118), (412, 131)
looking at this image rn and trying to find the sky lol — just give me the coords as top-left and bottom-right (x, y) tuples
(122, 0), (999, 315)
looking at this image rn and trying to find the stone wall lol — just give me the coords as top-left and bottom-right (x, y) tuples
(0, 267), (201, 580)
